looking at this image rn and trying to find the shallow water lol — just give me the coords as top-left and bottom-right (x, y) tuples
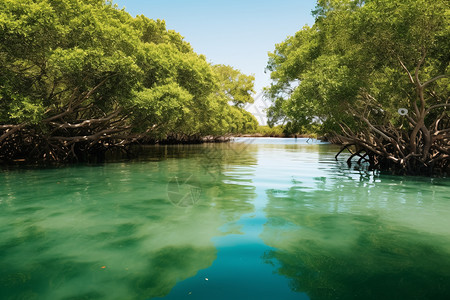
(0, 138), (449, 300)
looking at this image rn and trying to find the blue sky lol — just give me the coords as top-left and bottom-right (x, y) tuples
(114, 0), (317, 93)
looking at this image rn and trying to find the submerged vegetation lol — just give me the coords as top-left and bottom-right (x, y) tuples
(0, 0), (258, 163)
(266, 0), (449, 176)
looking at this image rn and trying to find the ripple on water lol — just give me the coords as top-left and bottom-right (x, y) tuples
(0, 140), (449, 300)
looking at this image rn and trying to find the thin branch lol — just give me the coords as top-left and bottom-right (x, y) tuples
(49, 109), (122, 129)
(398, 57), (415, 84)
(359, 116), (392, 141)
(429, 154), (449, 165)
(425, 103), (450, 115)
(435, 145), (450, 156)
(422, 74), (448, 88)
(49, 127), (130, 143)
(405, 114), (417, 126)
(335, 133), (384, 156)
(434, 128), (450, 135)
(79, 75), (115, 103)
(415, 49), (427, 87)
(0, 123), (26, 143)
(335, 144), (355, 160)
(43, 89), (79, 122)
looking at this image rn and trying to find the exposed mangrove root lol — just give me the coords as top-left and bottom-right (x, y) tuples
(333, 52), (449, 177)
(335, 144), (354, 161)
(334, 114), (449, 176)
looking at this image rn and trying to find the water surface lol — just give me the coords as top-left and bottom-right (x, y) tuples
(1, 138), (449, 299)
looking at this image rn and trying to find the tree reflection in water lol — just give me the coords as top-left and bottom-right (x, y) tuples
(261, 174), (450, 300)
(0, 143), (257, 300)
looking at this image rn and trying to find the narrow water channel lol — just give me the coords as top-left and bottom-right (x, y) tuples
(1, 138), (449, 299)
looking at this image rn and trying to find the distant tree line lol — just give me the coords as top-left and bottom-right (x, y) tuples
(0, 0), (258, 163)
(266, 0), (449, 175)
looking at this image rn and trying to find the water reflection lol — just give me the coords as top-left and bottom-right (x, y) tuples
(261, 170), (450, 300)
(1, 139), (449, 300)
(0, 143), (258, 300)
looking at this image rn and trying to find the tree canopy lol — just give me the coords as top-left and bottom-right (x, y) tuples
(266, 0), (449, 175)
(0, 0), (257, 163)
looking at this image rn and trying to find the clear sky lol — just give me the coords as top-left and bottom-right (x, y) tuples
(113, 0), (317, 93)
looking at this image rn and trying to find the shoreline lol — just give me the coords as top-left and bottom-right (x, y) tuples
(231, 133), (319, 139)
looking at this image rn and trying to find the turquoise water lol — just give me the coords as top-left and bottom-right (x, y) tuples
(1, 138), (449, 300)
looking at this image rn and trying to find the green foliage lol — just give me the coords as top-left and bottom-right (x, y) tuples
(249, 125), (316, 137)
(212, 64), (255, 108)
(254, 125), (285, 137)
(0, 0), (258, 161)
(226, 106), (259, 134)
(130, 83), (193, 134)
(266, 0), (449, 135)
(0, 0), (141, 122)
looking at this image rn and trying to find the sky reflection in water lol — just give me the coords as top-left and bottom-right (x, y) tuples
(0, 138), (449, 300)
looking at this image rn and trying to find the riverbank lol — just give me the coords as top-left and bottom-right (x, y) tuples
(233, 133), (317, 138)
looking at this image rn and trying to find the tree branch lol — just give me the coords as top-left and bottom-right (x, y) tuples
(398, 57), (415, 84)
(422, 74), (448, 88)
(358, 115), (392, 141)
(425, 103), (450, 115)
(415, 49), (427, 87)
(49, 127), (130, 144)
(434, 128), (450, 135)
(405, 114), (417, 126)
(49, 109), (122, 129)
(0, 123), (26, 143)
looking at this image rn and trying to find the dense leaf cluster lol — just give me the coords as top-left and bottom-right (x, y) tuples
(266, 0), (449, 175)
(0, 0), (257, 162)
